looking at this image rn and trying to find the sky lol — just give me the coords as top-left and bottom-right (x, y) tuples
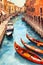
(8, 0), (26, 7)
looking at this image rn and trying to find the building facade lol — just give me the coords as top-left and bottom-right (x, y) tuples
(25, 0), (43, 37)
(2, 0), (16, 15)
(25, 0), (43, 29)
(1, 0), (26, 15)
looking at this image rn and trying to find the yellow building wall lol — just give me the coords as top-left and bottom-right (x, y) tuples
(2, 0), (7, 5)
(21, 6), (26, 13)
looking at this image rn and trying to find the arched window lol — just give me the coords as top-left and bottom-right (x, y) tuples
(38, 16), (40, 23)
(41, 17), (43, 28)
(40, 8), (42, 16)
(34, 16), (37, 21)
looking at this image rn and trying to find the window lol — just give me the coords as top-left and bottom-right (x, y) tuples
(40, 8), (42, 13)
(31, 8), (35, 12)
(30, 0), (36, 5)
(40, 8), (42, 16)
(41, 17), (43, 28)
(38, 16), (40, 23)
(35, 16), (37, 21)
(41, 18), (43, 22)
(34, 16), (37, 21)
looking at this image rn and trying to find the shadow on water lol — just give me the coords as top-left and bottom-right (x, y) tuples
(0, 35), (13, 58)
(0, 49), (9, 58)
(6, 35), (13, 41)
(0, 45), (10, 58)
(0, 35), (13, 48)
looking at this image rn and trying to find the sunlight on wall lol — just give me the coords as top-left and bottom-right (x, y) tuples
(7, 0), (26, 7)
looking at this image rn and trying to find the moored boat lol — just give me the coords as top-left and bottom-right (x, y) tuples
(26, 34), (43, 46)
(6, 20), (14, 36)
(14, 42), (43, 64)
(21, 39), (43, 54)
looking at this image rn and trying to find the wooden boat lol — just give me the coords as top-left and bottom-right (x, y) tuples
(21, 39), (43, 54)
(14, 42), (43, 64)
(26, 34), (43, 46)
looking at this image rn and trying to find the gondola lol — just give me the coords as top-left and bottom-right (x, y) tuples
(21, 39), (43, 54)
(14, 42), (43, 64)
(26, 34), (43, 46)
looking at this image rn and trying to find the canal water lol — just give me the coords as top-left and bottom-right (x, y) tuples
(0, 15), (43, 65)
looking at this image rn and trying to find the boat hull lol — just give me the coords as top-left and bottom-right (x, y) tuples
(6, 32), (12, 36)
(26, 34), (43, 46)
(14, 42), (43, 64)
(21, 39), (43, 54)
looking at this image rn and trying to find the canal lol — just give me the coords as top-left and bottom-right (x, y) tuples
(0, 15), (43, 65)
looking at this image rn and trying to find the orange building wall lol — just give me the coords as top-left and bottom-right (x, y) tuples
(26, 0), (43, 16)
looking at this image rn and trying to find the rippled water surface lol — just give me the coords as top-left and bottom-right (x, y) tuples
(0, 15), (43, 65)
